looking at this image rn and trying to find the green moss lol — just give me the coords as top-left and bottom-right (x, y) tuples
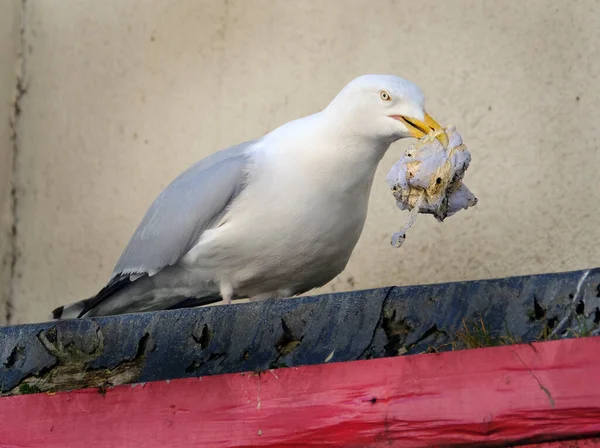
(19, 383), (42, 395)
(277, 340), (300, 356)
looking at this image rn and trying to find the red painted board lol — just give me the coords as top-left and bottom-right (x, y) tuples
(1, 337), (600, 447)
(520, 439), (600, 448)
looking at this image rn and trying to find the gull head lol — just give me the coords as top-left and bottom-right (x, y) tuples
(325, 74), (448, 148)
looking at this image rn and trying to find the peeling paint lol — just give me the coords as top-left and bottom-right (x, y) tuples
(5, 328), (153, 396)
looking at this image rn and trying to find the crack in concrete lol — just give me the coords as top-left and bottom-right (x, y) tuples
(5, 0), (28, 324)
(358, 287), (394, 359)
(512, 351), (555, 409)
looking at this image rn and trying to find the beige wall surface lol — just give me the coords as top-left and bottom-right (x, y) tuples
(5, 0), (600, 324)
(0, 1), (21, 325)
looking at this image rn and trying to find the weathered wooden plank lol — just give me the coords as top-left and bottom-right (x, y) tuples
(1, 336), (599, 447)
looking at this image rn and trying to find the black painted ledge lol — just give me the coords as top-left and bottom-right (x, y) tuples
(1, 268), (599, 396)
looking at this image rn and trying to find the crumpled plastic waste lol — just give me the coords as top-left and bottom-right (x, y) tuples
(386, 125), (477, 248)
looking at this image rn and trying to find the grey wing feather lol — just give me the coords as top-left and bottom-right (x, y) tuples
(111, 140), (255, 280)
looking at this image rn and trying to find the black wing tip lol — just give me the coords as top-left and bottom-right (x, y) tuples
(76, 275), (136, 318)
(52, 306), (64, 320)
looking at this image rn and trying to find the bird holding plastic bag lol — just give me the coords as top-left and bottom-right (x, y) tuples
(386, 125), (477, 248)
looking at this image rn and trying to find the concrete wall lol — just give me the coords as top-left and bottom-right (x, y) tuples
(5, 0), (600, 324)
(0, 1), (22, 325)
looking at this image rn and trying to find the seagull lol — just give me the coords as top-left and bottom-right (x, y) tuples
(52, 74), (448, 319)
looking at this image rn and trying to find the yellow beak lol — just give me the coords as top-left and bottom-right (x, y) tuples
(391, 112), (449, 148)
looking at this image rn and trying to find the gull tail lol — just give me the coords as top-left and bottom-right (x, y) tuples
(51, 295), (222, 320)
(51, 297), (94, 320)
(51, 276), (133, 320)
(51, 273), (224, 319)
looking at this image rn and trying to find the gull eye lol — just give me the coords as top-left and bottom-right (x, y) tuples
(380, 90), (392, 102)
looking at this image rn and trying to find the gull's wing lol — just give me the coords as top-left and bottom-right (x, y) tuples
(112, 140), (255, 280)
(68, 140), (255, 318)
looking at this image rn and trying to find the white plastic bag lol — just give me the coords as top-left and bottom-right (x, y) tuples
(386, 125), (477, 248)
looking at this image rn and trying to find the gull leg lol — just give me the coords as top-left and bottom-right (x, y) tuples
(220, 281), (233, 305)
